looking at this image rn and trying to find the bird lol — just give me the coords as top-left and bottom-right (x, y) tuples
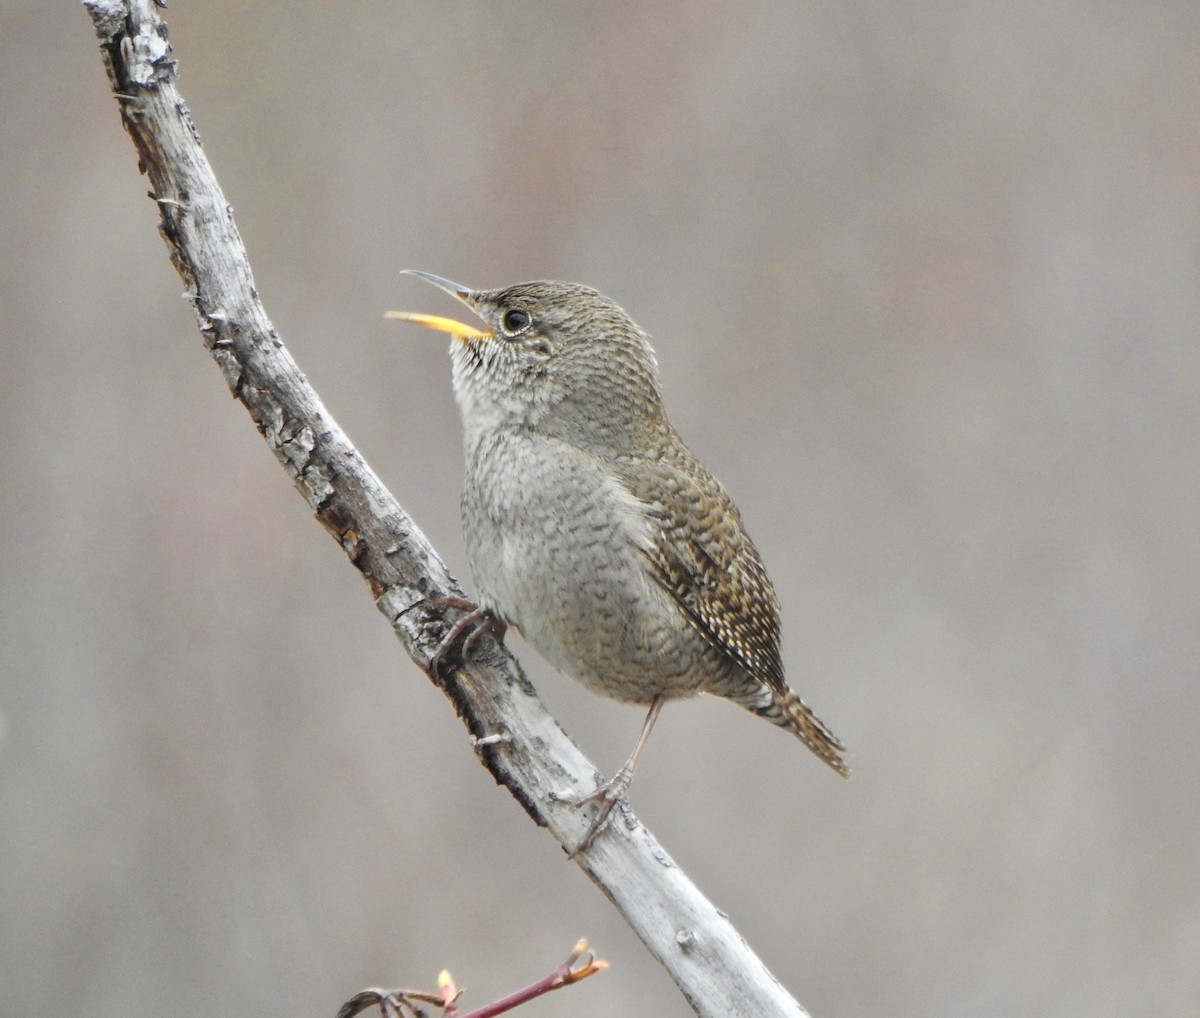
(388, 270), (848, 854)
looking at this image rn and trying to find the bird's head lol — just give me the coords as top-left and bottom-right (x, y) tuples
(390, 271), (669, 457)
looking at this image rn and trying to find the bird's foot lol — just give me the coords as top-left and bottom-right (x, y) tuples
(428, 597), (507, 676)
(564, 695), (664, 858)
(567, 763), (635, 859)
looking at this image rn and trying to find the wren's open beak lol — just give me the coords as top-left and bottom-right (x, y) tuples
(385, 270), (493, 340)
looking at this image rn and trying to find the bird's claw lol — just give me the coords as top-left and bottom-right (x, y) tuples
(427, 597), (507, 675)
(566, 767), (635, 858)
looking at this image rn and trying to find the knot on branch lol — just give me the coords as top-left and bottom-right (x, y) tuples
(86, 0), (176, 87)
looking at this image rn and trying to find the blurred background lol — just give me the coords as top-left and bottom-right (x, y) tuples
(3, 3), (1198, 1016)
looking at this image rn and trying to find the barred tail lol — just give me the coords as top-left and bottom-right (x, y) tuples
(749, 687), (850, 777)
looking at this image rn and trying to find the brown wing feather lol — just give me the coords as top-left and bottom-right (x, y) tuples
(617, 448), (787, 694)
(616, 445), (850, 777)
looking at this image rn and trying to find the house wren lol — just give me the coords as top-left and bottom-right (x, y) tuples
(390, 270), (848, 852)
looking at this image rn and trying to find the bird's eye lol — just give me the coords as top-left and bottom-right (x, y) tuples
(501, 308), (531, 334)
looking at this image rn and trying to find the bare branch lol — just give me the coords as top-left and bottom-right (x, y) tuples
(337, 940), (608, 1018)
(83, 3), (814, 1015)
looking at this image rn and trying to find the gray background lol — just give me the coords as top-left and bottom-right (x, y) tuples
(3, 3), (1198, 1016)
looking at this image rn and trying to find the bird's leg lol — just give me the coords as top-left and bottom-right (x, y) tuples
(569, 695), (665, 857)
(428, 596), (507, 676)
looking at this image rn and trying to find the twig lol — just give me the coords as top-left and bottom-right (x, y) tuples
(336, 940), (606, 1018)
(82, 3), (815, 1016)
(338, 940), (607, 1018)
(449, 939), (608, 1018)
